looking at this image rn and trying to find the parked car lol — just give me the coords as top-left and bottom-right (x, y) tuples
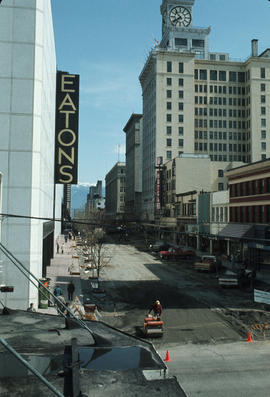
(194, 255), (217, 272)
(159, 247), (196, 260)
(219, 268), (254, 288)
(149, 241), (171, 252)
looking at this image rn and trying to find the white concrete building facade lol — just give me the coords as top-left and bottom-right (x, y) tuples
(139, 0), (270, 221)
(210, 190), (230, 236)
(0, 0), (62, 309)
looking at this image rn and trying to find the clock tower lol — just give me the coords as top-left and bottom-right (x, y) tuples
(160, 0), (210, 59)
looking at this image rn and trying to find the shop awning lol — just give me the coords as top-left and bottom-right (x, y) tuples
(218, 223), (254, 239)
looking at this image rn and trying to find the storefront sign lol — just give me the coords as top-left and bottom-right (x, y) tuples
(254, 289), (270, 305)
(155, 157), (163, 210)
(55, 71), (79, 184)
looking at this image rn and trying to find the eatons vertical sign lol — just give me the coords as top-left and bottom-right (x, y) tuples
(55, 71), (79, 184)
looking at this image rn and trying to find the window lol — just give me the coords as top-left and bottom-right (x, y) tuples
(238, 72), (245, 82)
(179, 78), (184, 86)
(210, 70), (217, 80)
(179, 127), (184, 135)
(179, 62), (184, 73)
(167, 102), (172, 110)
(178, 139), (184, 147)
(167, 61), (172, 73)
(261, 142), (266, 150)
(167, 78), (172, 86)
(210, 54), (216, 60)
(229, 71), (237, 81)
(220, 207), (224, 223)
(192, 39), (204, 47)
(212, 207), (215, 222)
(261, 95), (266, 103)
(194, 69), (198, 79)
(218, 169), (224, 177)
(218, 183), (224, 191)
(167, 138), (172, 147)
(179, 90), (184, 98)
(178, 114), (184, 122)
(261, 130), (266, 139)
(200, 69), (207, 80)
(167, 114), (172, 122)
(261, 68), (265, 78)
(219, 71), (226, 81)
(261, 107), (266, 115)
(178, 102), (184, 110)
(167, 90), (172, 98)
(261, 119), (266, 127)
(219, 54), (226, 61)
(166, 151), (172, 159)
(261, 83), (266, 91)
(167, 126), (172, 135)
(175, 38), (187, 47)
(216, 207), (219, 222)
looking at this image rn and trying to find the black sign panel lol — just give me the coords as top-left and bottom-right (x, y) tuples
(55, 71), (79, 184)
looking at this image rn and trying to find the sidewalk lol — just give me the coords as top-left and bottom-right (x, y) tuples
(37, 235), (82, 315)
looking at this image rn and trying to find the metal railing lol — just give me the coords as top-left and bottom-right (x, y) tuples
(0, 241), (94, 397)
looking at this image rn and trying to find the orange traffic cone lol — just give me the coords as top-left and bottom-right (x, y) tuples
(164, 350), (172, 362)
(247, 331), (253, 343)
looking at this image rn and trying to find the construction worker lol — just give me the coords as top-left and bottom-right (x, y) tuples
(149, 300), (162, 319)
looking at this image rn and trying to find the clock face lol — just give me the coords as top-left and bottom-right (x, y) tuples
(169, 6), (191, 27)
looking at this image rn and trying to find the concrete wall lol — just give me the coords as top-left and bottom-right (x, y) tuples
(0, 0), (60, 309)
(175, 156), (211, 194)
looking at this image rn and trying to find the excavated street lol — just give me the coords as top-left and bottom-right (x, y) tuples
(80, 239), (270, 396)
(81, 240), (270, 347)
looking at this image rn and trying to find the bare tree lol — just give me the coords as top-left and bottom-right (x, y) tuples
(83, 228), (110, 278)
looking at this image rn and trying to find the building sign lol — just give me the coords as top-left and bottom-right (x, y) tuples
(55, 71), (79, 184)
(155, 157), (163, 210)
(254, 289), (270, 305)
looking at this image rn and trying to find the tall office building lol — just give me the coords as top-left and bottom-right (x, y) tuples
(0, 1), (62, 309)
(139, 0), (270, 221)
(123, 114), (143, 221)
(105, 163), (126, 221)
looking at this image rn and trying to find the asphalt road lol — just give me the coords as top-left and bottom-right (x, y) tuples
(99, 243), (242, 346)
(92, 241), (270, 396)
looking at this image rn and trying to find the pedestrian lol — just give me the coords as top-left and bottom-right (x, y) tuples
(61, 244), (64, 254)
(149, 300), (162, 319)
(65, 235), (68, 243)
(54, 285), (62, 297)
(56, 294), (66, 314)
(27, 303), (36, 312)
(56, 242), (59, 254)
(67, 281), (75, 301)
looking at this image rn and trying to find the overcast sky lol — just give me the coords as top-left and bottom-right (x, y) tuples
(51, 0), (270, 185)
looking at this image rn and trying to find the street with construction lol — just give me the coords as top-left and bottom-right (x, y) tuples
(43, 234), (270, 396)
(92, 237), (270, 397)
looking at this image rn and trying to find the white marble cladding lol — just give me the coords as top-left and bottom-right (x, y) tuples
(0, 0), (59, 309)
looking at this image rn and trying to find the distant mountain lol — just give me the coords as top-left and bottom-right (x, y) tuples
(72, 183), (105, 212)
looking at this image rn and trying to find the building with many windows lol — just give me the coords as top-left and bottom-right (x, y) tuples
(123, 114), (143, 221)
(105, 162), (126, 221)
(139, 0), (270, 221)
(219, 159), (270, 267)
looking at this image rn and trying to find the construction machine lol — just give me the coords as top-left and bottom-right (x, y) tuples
(143, 314), (164, 337)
